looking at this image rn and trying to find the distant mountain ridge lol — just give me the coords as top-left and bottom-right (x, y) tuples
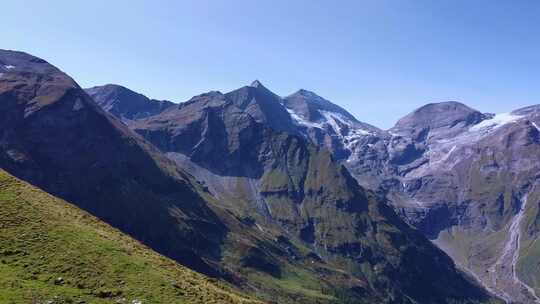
(86, 84), (175, 121)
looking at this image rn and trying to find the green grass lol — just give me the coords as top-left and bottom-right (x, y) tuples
(0, 170), (261, 304)
(245, 267), (337, 304)
(516, 187), (540, 297)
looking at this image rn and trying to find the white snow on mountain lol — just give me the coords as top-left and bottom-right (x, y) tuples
(286, 107), (374, 141)
(469, 112), (523, 132)
(532, 121), (540, 132)
(286, 108), (323, 129)
(319, 110), (372, 135)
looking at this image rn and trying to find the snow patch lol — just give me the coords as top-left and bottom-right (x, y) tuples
(4, 65), (15, 70)
(469, 113), (523, 132)
(319, 111), (343, 134)
(318, 110), (374, 151)
(429, 145), (457, 167)
(320, 110), (370, 134)
(287, 107), (375, 156)
(286, 108), (323, 129)
(532, 121), (540, 132)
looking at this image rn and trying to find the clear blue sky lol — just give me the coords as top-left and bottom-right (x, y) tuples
(3, 0), (539, 128)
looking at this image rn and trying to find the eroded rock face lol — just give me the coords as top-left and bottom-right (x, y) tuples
(225, 80), (297, 133)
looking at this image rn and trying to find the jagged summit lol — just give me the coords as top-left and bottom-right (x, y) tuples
(225, 81), (296, 133)
(284, 89), (359, 123)
(291, 89), (321, 99)
(250, 79), (264, 88)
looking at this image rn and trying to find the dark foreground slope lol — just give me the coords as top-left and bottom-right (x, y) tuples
(0, 169), (260, 304)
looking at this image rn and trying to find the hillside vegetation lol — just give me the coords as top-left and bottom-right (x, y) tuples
(0, 169), (260, 304)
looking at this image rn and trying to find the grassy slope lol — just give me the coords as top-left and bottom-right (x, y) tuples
(517, 186), (540, 296)
(0, 169), (261, 304)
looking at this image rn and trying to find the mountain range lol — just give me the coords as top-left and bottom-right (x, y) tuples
(87, 81), (540, 303)
(1, 49), (534, 303)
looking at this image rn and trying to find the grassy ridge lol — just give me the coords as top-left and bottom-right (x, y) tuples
(0, 169), (261, 304)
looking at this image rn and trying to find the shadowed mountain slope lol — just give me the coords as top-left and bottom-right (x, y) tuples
(0, 50), (227, 277)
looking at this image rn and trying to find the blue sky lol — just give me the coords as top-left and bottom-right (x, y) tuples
(3, 0), (539, 128)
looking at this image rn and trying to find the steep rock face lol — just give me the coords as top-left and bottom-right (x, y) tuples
(106, 84), (497, 303)
(282, 90), (388, 189)
(224, 80), (297, 133)
(284, 89), (360, 123)
(85, 84), (174, 121)
(132, 91), (268, 177)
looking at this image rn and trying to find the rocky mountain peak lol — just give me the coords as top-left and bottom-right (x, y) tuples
(284, 89), (359, 123)
(225, 82), (296, 133)
(0, 50), (80, 117)
(250, 79), (264, 88)
(85, 84), (174, 121)
(180, 90), (225, 106)
(391, 101), (487, 140)
(0, 50), (55, 75)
